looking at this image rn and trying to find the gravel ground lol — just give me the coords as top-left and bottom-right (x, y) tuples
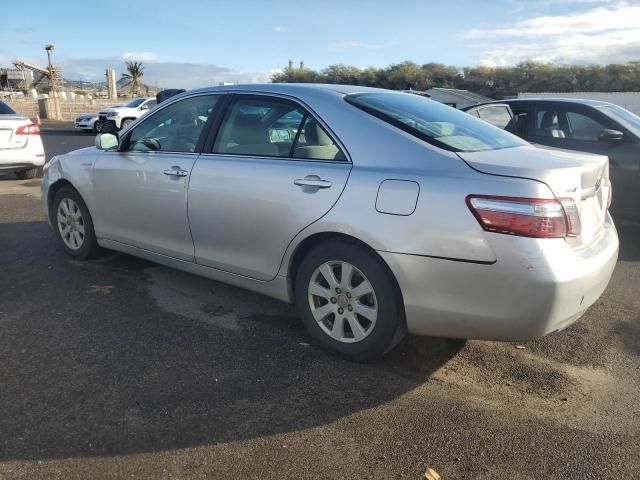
(0, 124), (638, 479)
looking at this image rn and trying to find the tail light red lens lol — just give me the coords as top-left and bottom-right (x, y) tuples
(15, 124), (40, 135)
(466, 195), (581, 239)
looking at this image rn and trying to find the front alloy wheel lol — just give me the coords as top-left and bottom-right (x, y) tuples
(308, 261), (378, 343)
(51, 186), (100, 260)
(57, 197), (85, 250)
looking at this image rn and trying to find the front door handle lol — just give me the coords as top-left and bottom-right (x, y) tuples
(294, 177), (332, 189)
(163, 166), (188, 177)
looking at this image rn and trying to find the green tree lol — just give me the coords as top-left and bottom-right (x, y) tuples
(122, 61), (145, 98)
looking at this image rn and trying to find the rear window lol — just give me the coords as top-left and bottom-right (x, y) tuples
(0, 101), (17, 115)
(345, 93), (526, 152)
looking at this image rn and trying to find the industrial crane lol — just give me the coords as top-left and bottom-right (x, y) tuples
(13, 45), (62, 93)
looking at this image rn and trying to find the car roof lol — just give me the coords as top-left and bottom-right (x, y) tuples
(188, 83), (389, 97)
(481, 98), (615, 108)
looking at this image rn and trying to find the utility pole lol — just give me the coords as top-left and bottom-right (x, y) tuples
(44, 44), (58, 94)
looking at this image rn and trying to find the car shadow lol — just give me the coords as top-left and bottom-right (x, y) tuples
(0, 220), (463, 462)
(616, 223), (640, 262)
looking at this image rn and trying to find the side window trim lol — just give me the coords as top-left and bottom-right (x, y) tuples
(202, 92), (351, 163)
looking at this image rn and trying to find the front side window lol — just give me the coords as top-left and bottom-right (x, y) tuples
(142, 99), (157, 109)
(213, 96), (346, 160)
(127, 94), (219, 153)
(346, 93), (525, 152)
(565, 110), (607, 142)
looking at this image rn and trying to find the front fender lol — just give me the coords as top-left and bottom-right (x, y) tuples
(41, 152), (99, 225)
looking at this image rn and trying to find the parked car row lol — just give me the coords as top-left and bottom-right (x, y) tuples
(42, 84), (618, 360)
(464, 98), (640, 221)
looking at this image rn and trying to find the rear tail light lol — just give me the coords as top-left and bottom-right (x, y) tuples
(466, 195), (581, 239)
(15, 124), (40, 135)
(606, 181), (612, 210)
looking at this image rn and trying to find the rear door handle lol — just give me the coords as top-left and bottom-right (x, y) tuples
(163, 166), (188, 177)
(294, 178), (332, 189)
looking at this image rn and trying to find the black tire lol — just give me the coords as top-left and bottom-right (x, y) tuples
(15, 168), (38, 180)
(51, 186), (101, 260)
(93, 122), (102, 133)
(120, 118), (135, 129)
(295, 240), (406, 361)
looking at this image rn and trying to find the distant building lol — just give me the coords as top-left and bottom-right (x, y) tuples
(519, 91), (640, 116)
(426, 88), (492, 109)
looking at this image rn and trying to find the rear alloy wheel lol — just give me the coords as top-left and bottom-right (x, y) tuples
(308, 261), (378, 343)
(295, 241), (406, 361)
(15, 168), (38, 180)
(52, 186), (100, 260)
(120, 118), (134, 129)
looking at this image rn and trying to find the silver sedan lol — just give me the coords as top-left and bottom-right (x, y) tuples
(42, 84), (619, 360)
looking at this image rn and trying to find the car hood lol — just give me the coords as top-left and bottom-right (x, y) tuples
(99, 106), (129, 114)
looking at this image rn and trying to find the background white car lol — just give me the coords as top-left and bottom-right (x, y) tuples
(74, 113), (101, 133)
(0, 100), (45, 179)
(97, 97), (157, 130)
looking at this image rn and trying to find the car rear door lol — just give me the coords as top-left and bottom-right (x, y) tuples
(92, 93), (221, 261)
(188, 93), (352, 281)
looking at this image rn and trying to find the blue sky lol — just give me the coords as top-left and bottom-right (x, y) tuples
(2, 0), (639, 88)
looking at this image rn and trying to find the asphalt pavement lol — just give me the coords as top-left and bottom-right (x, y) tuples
(0, 123), (638, 479)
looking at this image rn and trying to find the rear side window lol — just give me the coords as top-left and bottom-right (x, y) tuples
(346, 93), (525, 152)
(213, 95), (346, 160)
(535, 108), (566, 138)
(476, 106), (512, 129)
(0, 101), (17, 115)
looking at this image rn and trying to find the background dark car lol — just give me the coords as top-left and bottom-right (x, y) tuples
(465, 99), (640, 220)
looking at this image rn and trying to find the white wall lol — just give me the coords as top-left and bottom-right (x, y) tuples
(518, 92), (640, 116)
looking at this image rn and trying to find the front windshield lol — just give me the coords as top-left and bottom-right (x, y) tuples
(599, 104), (640, 138)
(346, 93), (527, 152)
(125, 98), (146, 108)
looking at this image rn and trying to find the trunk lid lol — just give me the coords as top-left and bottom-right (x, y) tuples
(0, 115), (30, 149)
(458, 145), (610, 249)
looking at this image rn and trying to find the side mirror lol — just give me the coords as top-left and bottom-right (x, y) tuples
(140, 104), (149, 110)
(95, 133), (119, 150)
(599, 129), (624, 142)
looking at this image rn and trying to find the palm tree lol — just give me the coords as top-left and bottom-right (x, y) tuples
(121, 61), (144, 98)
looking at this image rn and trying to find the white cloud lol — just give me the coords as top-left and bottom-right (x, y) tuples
(272, 26), (287, 33)
(464, 3), (640, 65)
(329, 40), (384, 50)
(122, 51), (159, 62)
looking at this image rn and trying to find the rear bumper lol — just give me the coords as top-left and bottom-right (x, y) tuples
(381, 213), (619, 341)
(0, 146), (46, 170)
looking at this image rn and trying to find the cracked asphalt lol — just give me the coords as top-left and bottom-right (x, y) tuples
(0, 122), (638, 479)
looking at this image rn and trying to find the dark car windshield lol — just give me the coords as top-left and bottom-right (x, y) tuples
(125, 98), (146, 108)
(346, 93), (526, 152)
(0, 100), (17, 115)
(598, 104), (640, 138)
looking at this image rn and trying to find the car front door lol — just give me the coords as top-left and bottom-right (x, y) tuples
(92, 94), (221, 261)
(188, 94), (352, 281)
